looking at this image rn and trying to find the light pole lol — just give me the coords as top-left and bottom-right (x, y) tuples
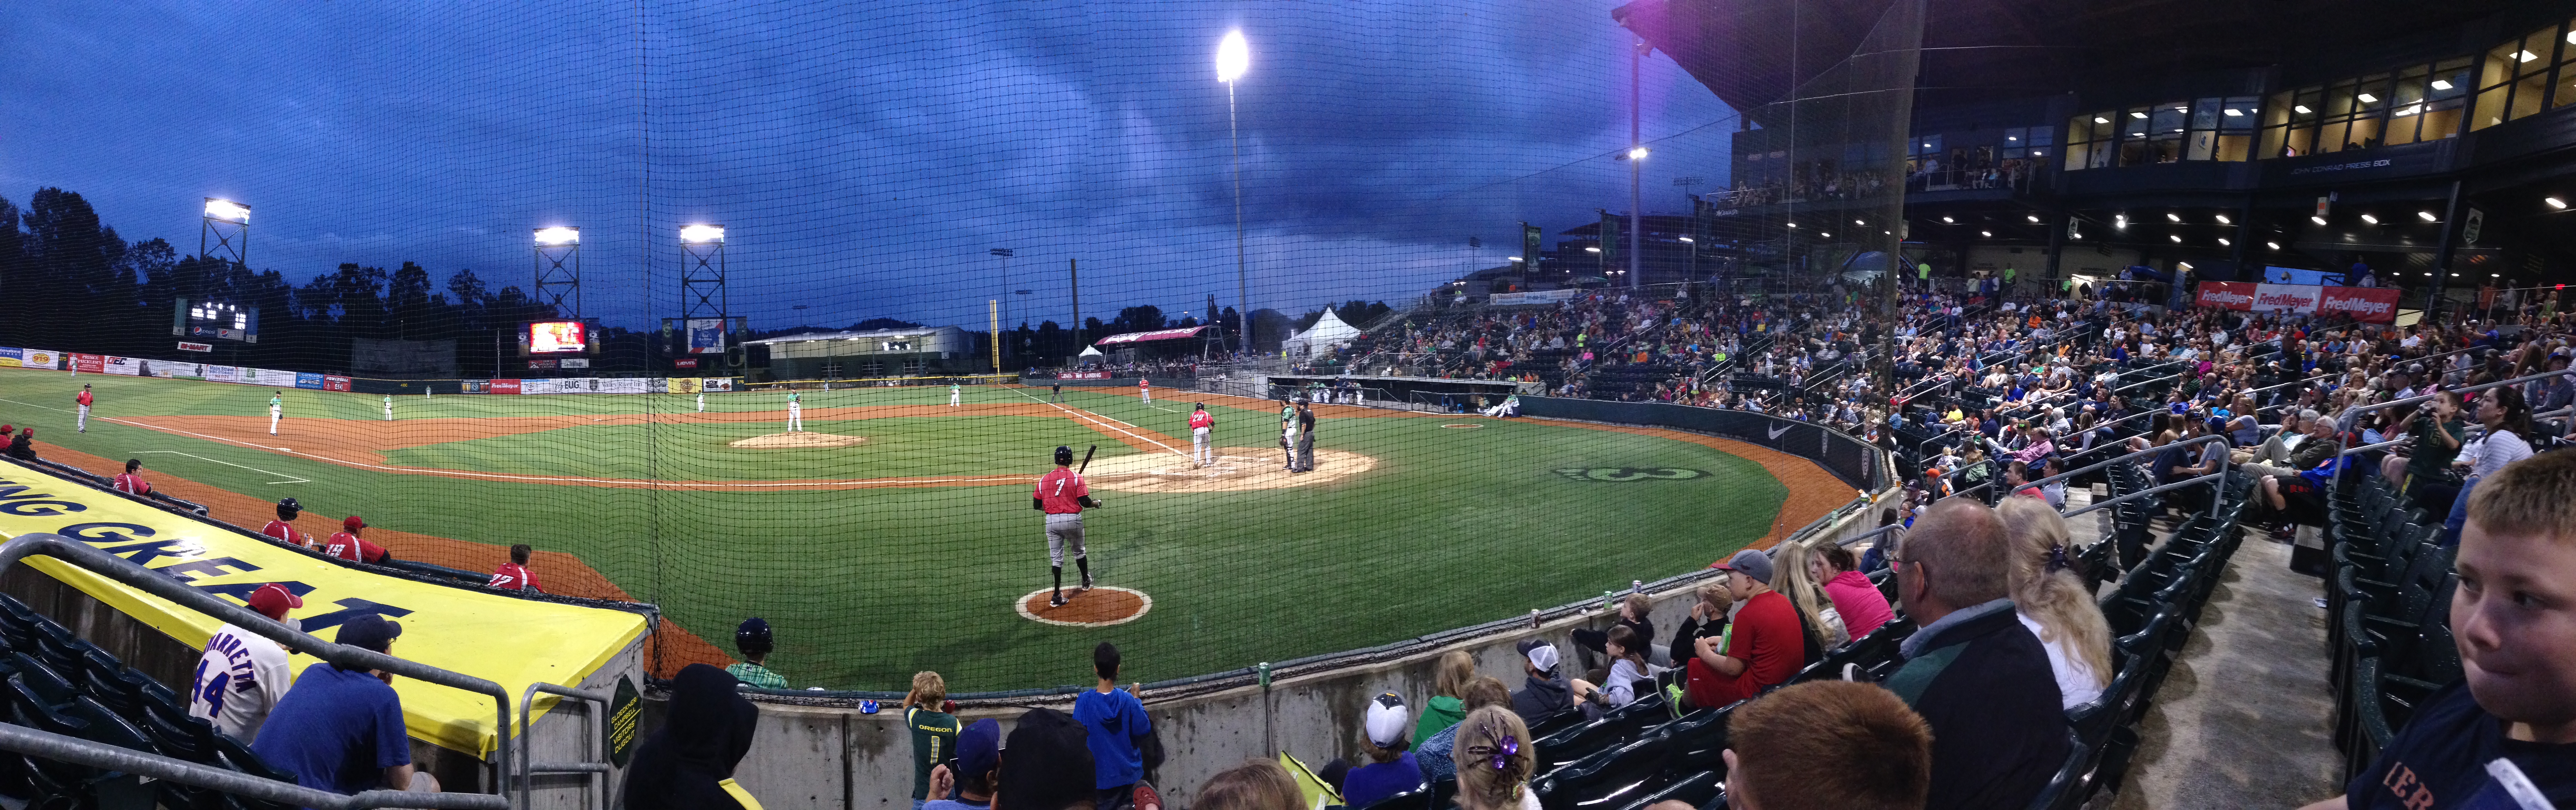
(1629, 39), (1646, 289)
(680, 224), (728, 375)
(1218, 30), (1251, 357)
(534, 226), (581, 320)
(991, 247), (1014, 364)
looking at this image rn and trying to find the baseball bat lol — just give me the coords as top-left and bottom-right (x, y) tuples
(1078, 444), (1097, 473)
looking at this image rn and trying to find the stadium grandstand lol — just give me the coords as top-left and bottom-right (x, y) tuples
(2, 0), (2574, 808)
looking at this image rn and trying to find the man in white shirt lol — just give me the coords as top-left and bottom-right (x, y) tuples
(189, 583), (303, 742)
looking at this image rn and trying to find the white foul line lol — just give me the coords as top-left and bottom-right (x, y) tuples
(128, 450), (311, 485)
(1009, 388), (1186, 458)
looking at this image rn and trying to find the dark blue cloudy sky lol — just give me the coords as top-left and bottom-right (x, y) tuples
(0, 0), (1737, 330)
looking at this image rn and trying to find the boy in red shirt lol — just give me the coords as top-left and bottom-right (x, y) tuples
(1684, 549), (1805, 709)
(324, 516), (390, 565)
(260, 498), (312, 549)
(111, 459), (151, 496)
(489, 544), (542, 592)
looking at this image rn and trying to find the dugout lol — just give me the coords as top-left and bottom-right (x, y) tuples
(1265, 374), (1539, 411)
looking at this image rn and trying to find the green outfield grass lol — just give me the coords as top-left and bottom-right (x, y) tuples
(0, 370), (1785, 691)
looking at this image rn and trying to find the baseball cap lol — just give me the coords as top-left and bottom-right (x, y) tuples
(955, 719), (1002, 781)
(1515, 639), (1560, 674)
(342, 515), (367, 531)
(1364, 692), (1411, 748)
(337, 612), (402, 653)
(1716, 549), (1775, 585)
(996, 708), (1095, 810)
(246, 583), (303, 622)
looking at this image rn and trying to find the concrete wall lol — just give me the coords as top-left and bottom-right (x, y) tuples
(708, 495), (1892, 810)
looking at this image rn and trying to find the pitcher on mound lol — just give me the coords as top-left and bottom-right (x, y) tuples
(786, 391), (804, 432)
(1035, 445), (1100, 607)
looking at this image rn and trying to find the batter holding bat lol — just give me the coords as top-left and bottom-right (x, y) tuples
(1035, 445), (1101, 607)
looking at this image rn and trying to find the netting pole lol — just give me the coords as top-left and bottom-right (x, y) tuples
(990, 300), (1000, 374)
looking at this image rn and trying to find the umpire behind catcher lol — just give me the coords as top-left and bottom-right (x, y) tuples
(1035, 446), (1102, 607)
(1292, 397), (1317, 473)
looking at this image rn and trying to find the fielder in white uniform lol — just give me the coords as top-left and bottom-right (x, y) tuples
(950, 383), (962, 407)
(786, 392), (803, 432)
(383, 395), (394, 421)
(268, 393), (282, 435)
(697, 391), (705, 412)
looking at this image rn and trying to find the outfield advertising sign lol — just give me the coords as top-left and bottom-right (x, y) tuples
(522, 379), (560, 395)
(599, 378), (650, 395)
(486, 379), (522, 394)
(323, 375), (353, 392)
(70, 354), (106, 374)
(101, 356), (143, 376)
(204, 366), (240, 384)
(24, 350), (60, 370)
(0, 348), (21, 368)
(669, 377), (703, 394)
(294, 372), (325, 390)
(702, 377), (735, 392)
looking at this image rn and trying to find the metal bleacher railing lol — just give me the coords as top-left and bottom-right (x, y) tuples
(0, 534), (522, 809)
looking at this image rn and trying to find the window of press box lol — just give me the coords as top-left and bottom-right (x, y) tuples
(2262, 57), (2474, 158)
(2474, 21), (2565, 130)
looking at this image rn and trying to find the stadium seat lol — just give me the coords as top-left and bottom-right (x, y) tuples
(1531, 731), (1672, 810)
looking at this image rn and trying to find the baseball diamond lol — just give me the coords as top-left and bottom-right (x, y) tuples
(0, 369), (1843, 690)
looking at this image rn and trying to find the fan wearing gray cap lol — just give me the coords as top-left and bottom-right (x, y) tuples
(1681, 549), (1808, 710)
(1339, 692), (1426, 806)
(251, 614), (438, 795)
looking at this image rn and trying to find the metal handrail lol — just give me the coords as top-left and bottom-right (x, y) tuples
(0, 534), (517, 801)
(2062, 470), (2231, 520)
(2326, 368), (2570, 499)
(0, 722), (505, 809)
(518, 682), (616, 810)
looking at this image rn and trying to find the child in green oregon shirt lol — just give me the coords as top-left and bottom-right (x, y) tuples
(903, 671), (961, 809)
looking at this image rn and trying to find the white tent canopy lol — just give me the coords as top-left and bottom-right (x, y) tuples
(1077, 345), (1104, 358)
(1281, 307), (1361, 357)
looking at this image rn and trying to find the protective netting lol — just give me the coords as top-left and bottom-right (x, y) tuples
(0, 0), (1918, 691)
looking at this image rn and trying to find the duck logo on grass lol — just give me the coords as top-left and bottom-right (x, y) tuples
(1551, 467), (1706, 482)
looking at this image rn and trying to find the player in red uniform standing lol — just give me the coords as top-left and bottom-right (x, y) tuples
(1189, 403), (1216, 467)
(489, 544), (542, 592)
(324, 515), (390, 565)
(75, 385), (92, 433)
(1139, 377), (1151, 404)
(1034, 445), (1101, 607)
(111, 459), (151, 496)
(261, 498), (313, 550)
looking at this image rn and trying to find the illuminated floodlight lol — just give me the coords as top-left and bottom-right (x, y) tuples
(2026, 215), (2041, 223)
(2092, 116), (2109, 124)
(681, 224), (726, 244)
(1980, 230), (1993, 237)
(1585, 246), (1602, 253)
(2417, 211), (2436, 222)
(203, 198), (250, 223)
(1628, 147), (1650, 161)
(1676, 236), (1693, 243)
(2223, 109), (2244, 116)
(1785, 222), (1799, 228)
(2266, 241), (2282, 250)
(2549, 196), (2568, 209)
(2165, 213), (2180, 222)
(2294, 104), (2313, 114)
(2311, 216), (2329, 226)
(2432, 79), (2454, 90)
(1216, 31), (1250, 83)
(2216, 214), (2232, 224)
(1941, 216), (1955, 223)
(534, 226), (580, 245)
(2130, 111), (2147, 119)
(1853, 218), (1865, 225)
(2357, 93), (2378, 103)
(1818, 231), (1832, 238)
(2361, 214), (2379, 224)
(2218, 238), (2231, 246)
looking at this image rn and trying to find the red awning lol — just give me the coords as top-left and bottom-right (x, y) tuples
(1093, 325), (1209, 346)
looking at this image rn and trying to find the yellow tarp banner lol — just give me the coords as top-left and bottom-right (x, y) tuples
(0, 463), (648, 757)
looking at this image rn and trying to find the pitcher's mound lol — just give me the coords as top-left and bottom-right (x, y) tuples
(1086, 448), (1374, 492)
(1018, 587), (1152, 627)
(728, 432), (868, 449)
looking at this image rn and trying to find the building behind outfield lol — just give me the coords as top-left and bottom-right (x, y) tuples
(1617, 0), (2576, 310)
(744, 325), (974, 380)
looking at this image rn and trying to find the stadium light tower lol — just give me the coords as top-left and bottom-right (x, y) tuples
(680, 224), (730, 373)
(1628, 39), (1646, 289)
(201, 198), (250, 269)
(1218, 30), (1251, 357)
(534, 226), (581, 319)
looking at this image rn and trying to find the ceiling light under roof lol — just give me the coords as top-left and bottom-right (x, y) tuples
(2432, 79), (2455, 90)
(2357, 93), (2378, 103)
(2216, 214), (2232, 224)
(2311, 216), (2329, 226)
(2093, 116), (2110, 124)
(2165, 213), (2181, 222)
(2550, 197), (2569, 210)
(2361, 214), (2379, 224)
(2267, 241), (2281, 250)
(2223, 109), (2244, 116)
(2418, 211), (2437, 222)
(2131, 111), (2148, 119)
(2295, 104), (2314, 114)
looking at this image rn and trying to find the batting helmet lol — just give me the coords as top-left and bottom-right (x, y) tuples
(1054, 445), (1075, 466)
(735, 617), (774, 657)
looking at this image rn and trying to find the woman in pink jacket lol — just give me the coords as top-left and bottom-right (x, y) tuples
(1808, 545), (1895, 638)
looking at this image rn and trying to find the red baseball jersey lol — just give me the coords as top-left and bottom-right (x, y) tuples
(76, 391), (92, 407)
(260, 520), (303, 547)
(1189, 411), (1214, 431)
(1036, 468), (1089, 514)
(324, 532), (384, 564)
(1139, 379), (1150, 390)
(489, 562), (540, 591)
(110, 473), (150, 496)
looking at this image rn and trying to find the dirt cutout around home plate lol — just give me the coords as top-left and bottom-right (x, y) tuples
(1079, 447), (1375, 493)
(727, 432), (868, 449)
